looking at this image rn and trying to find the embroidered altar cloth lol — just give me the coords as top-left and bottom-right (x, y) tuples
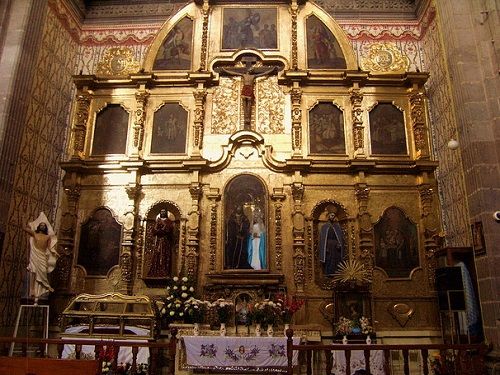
(183, 336), (301, 371)
(331, 349), (385, 375)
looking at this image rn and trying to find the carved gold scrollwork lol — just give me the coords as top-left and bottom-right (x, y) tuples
(135, 224), (144, 279)
(272, 189), (286, 271)
(410, 91), (430, 159)
(198, 0), (210, 71)
(350, 88), (364, 157)
(293, 253), (306, 291)
(189, 184), (203, 201)
(207, 190), (220, 273)
(211, 78), (239, 134)
(193, 89), (207, 149)
(256, 76), (285, 134)
(361, 43), (410, 73)
(290, 0), (299, 70)
(291, 182), (304, 202)
(72, 92), (91, 159)
(290, 88), (302, 153)
(133, 91), (149, 150)
(96, 47), (140, 76)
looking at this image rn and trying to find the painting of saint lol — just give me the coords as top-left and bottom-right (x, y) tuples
(91, 104), (129, 155)
(306, 15), (346, 69)
(224, 175), (267, 270)
(374, 207), (418, 278)
(151, 103), (188, 154)
(153, 17), (193, 70)
(222, 8), (278, 50)
(309, 102), (346, 154)
(369, 103), (407, 154)
(78, 208), (122, 276)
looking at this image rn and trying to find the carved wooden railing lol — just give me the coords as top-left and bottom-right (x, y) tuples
(285, 329), (489, 375)
(0, 328), (177, 375)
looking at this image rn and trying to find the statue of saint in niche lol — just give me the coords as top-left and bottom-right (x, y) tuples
(224, 174), (267, 270)
(318, 205), (346, 276)
(148, 208), (175, 278)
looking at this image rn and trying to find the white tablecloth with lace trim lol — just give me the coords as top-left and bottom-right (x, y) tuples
(183, 336), (300, 371)
(331, 349), (385, 375)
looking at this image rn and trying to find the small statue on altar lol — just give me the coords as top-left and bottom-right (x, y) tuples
(318, 206), (345, 276)
(24, 212), (58, 305)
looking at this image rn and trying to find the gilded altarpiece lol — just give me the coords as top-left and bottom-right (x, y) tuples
(51, 0), (442, 340)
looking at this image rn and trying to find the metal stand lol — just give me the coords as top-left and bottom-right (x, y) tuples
(9, 304), (49, 356)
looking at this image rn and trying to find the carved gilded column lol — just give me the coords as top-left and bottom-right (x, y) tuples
(198, 0), (210, 71)
(271, 188), (286, 271)
(71, 90), (92, 159)
(350, 86), (365, 158)
(132, 90), (149, 156)
(206, 189), (221, 274)
(193, 87), (207, 156)
(56, 179), (81, 292)
(355, 183), (373, 274)
(410, 90), (430, 159)
(290, 87), (303, 157)
(289, 0), (299, 70)
(185, 183), (202, 280)
(121, 182), (141, 295)
(419, 183), (439, 287)
(291, 182), (305, 292)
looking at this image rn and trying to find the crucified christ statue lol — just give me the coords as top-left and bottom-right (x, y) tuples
(220, 57), (277, 130)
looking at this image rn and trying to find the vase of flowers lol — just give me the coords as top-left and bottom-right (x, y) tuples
(211, 298), (234, 326)
(184, 297), (209, 324)
(275, 294), (305, 325)
(255, 323), (262, 337)
(160, 276), (196, 326)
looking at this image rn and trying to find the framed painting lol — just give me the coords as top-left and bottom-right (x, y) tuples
(77, 208), (122, 276)
(153, 17), (193, 70)
(369, 103), (407, 155)
(224, 174), (267, 271)
(306, 15), (346, 69)
(309, 102), (346, 154)
(374, 207), (419, 278)
(334, 290), (371, 323)
(151, 102), (188, 154)
(222, 8), (278, 50)
(471, 221), (486, 256)
(91, 104), (129, 155)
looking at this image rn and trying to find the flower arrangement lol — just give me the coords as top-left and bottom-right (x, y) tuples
(99, 345), (116, 374)
(429, 351), (454, 375)
(274, 294), (305, 324)
(211, 298), (234, 324)
(184, 297), (210, 324)
(160, 276), (195, 324)
(250, 299), (282, 326)
(335, 316), (374, 336)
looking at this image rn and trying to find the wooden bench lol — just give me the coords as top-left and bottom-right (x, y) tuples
(0, 357), (98, 375)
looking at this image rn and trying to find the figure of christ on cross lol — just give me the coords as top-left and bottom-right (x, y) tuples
(219, 56), (277, 130)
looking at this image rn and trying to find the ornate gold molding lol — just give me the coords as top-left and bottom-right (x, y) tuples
(290, 0), (300, 70)
(133, 91), (149, 151)
(71, 92), (92, 159)
(256, 76), (285, 134)
(410, 91), (430, 159)
(361, 43), (410, 73)
(193, 88), (207, 151)
(290, 87), (303, 155)
(198, 0), (210, 71)
(207, 189), (221, 273)
(272, 188), (286, 271)
(96, 47), (140, 76)
(350, 87), (365, 157)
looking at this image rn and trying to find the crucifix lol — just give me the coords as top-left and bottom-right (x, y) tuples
(219, 56), (278, 130)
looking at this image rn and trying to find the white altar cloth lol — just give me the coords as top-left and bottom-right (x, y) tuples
(331, 349), (385, 375)
(62, 325), (150, 365)
(183, 336), (301, 371)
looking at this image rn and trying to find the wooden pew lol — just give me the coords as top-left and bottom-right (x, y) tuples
(0, 357), (98, 375)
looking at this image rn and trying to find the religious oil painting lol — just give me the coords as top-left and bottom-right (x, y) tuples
(334, 291), (371, 324)
(224, 174), (267, 271)
(153, 17), (193, 70)
(369, 103), (407, 155)
(78, 208), (122, 276)
(374, 207), (418, 278)
(91, 104), (129, 155)
(222, 8), (278, 50)
(309, 102), (346, 154)
(143, 203), (180, 282)
(151, 102), (188, 154)
(306, 15), (346, 69)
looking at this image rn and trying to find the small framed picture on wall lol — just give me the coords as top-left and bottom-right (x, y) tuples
(471, 221), (486, 256)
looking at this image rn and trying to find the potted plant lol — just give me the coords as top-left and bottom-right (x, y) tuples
(211, 298), (233, 335)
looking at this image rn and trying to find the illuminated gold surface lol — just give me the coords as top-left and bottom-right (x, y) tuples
(96, 47), (141, 76)
(361, 42), (410, 73)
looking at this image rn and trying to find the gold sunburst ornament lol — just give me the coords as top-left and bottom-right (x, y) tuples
(332, 258), (371, 285)
(361, 42), (409, 73)
(96, 47), (141, 76)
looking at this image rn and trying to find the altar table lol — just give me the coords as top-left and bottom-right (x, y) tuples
(331, 349), (385, 375)
(183, 336), (301, 371)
